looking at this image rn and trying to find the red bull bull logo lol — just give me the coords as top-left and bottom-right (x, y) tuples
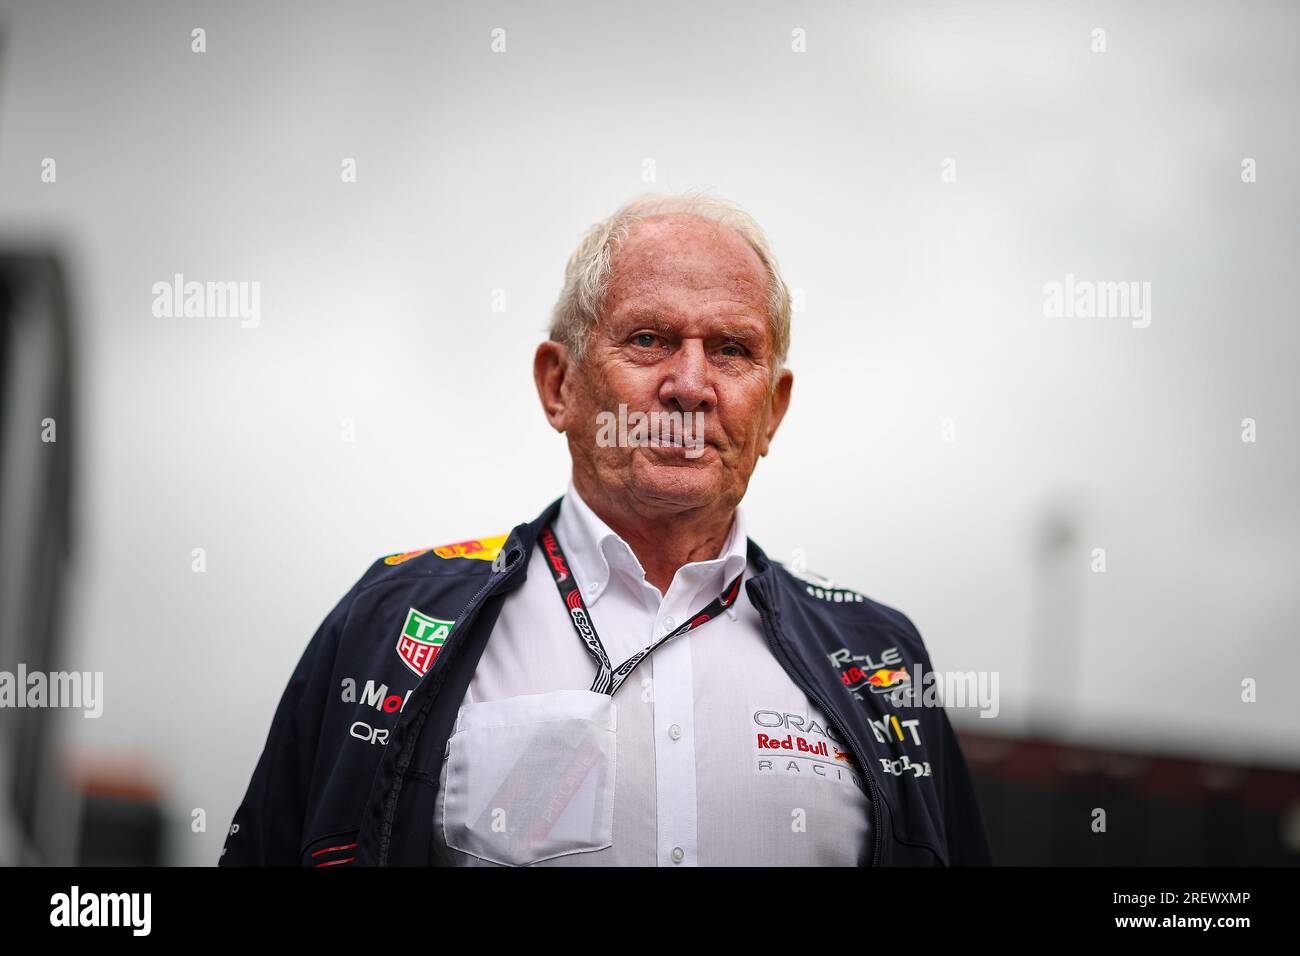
(429, 534), (508, 562)
(841, 665), (911, 695)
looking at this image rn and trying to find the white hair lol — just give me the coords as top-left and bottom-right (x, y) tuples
(547, 191), (792, 374)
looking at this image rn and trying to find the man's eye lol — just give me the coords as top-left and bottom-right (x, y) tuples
(632, 333), (658, 348)
(719, 342), (747, 357)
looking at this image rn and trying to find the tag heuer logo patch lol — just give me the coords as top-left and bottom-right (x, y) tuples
(396, 608), (454, 678)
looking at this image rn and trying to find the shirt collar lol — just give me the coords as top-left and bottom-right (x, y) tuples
(554, 477), (749, 618)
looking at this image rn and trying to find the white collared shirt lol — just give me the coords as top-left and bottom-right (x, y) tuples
(431, 480), (872, 866)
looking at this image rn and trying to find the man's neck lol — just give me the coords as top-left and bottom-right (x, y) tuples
(571, 472), (736, 595)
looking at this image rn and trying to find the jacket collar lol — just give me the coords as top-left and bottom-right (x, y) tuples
(558, 479), (751, 616)
(496, 493), (777, 600)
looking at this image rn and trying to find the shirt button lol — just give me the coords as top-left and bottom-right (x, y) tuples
(663, 616), (675, 631)
(671, 846), (684, 863)
(668, 723), (682, 740)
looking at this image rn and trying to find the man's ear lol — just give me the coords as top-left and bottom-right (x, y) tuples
(534, 340), (571, 432)
(758, 367), (793, 457)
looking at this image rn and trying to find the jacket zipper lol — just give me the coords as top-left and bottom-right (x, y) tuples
(750, 584), (883, 868)
(375, 542), (527, 863)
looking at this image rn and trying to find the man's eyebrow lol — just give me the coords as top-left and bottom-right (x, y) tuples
(614, 312), (768, 349)
(618, 313), (677, 334)
(619, 313), (762, 335)
(716, 324), (763, 345)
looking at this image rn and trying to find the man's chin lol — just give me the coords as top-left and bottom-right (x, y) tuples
(630, 449), (721, 507)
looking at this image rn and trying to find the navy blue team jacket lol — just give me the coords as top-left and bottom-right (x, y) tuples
(220, 496), (994, 867)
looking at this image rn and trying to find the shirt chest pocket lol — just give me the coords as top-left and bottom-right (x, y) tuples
(440, 689), (617, 866)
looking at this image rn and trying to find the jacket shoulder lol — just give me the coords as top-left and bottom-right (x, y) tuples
(354, 531), (512, 588)
(327, 530), (511, 658)
(771, 560), (928, 653)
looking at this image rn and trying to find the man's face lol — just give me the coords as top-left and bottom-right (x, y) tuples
(547, 213), (793, 520)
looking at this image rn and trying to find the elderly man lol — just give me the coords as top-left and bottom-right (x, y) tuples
(221, 194), (992, 867)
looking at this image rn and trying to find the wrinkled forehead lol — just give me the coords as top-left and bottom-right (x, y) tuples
(603, 215), (770, 322)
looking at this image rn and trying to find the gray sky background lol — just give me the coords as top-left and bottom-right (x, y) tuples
(0, 0), (1296, 864)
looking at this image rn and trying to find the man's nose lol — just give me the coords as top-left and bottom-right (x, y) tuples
(658, 339), (715, 411)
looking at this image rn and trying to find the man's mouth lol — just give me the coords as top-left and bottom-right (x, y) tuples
(642, 436), (712, 461)
(595, 405), (713, 456)
(655, 427), (709, 449)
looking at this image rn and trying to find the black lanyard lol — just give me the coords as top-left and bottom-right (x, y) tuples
(539, 522), (744, 696)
